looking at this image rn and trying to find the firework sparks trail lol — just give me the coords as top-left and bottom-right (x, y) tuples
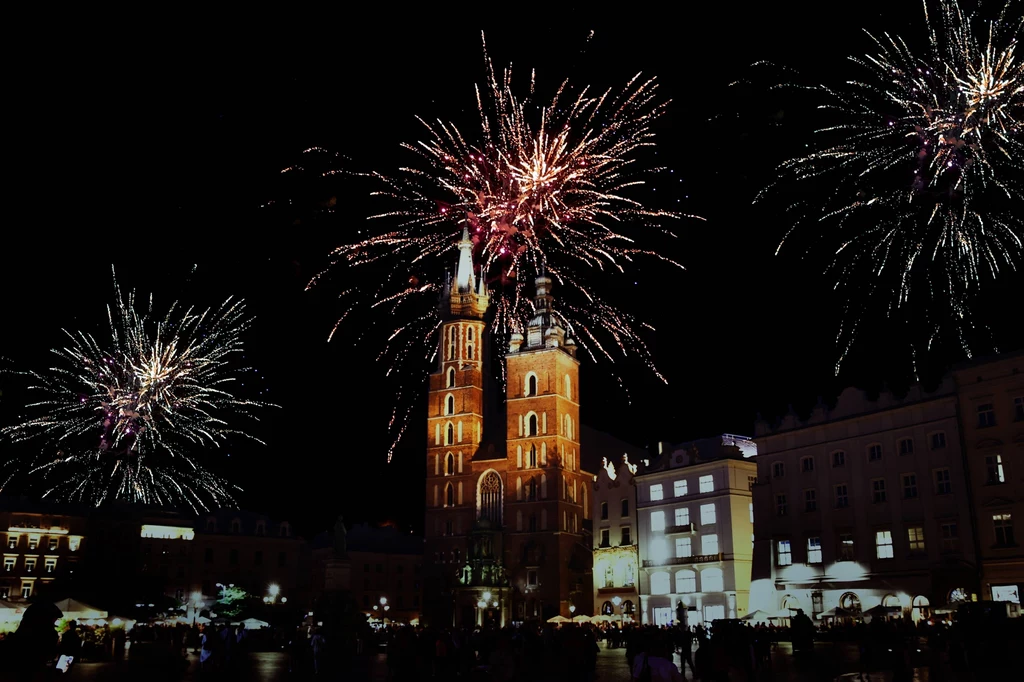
(757, 0), (1022, 373)
(303, 33), (695, 462)
(0, 270), (276, 511)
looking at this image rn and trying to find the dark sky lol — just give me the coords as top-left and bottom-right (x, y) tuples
(3, 6), (1020, 538)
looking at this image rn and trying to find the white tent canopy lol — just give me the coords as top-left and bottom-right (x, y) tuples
(238, 618), (269, 630)
(54, 599), (108, 620)
(547, 615), (570, 623)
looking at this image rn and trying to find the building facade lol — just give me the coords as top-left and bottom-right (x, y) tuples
(952, 353), (1024, 606)
(423, 230), (594, 627)
(592, 454), (640, 620)
(636, 435), (757, 626)
(751, 380), (979, 622)
(1, 499), (87, 603)
(343, 523), (423, 625)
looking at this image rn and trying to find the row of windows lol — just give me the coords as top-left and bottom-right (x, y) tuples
(648, 567), (725, 595)
(0, 582), (47, 600)
(650, 475), (714, 501)
(5, 536), (77, 551)
(600, 499), (630, 520)
(598, 527), (632, 547)
(770, 433), (949, 479)
(975, 398), (1024, 428)
(646, 533), (721, 563)
(650, 503), (717, 531)
(445, 326), (477, 362)
(2, 556), (59, 573)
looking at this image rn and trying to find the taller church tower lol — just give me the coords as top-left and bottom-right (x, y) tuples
(423, 227), (490, 626)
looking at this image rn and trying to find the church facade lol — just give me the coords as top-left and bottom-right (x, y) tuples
(423, 229), (595, 627)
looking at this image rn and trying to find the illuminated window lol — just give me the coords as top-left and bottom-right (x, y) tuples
(801, 457), (814, 473)
(777, 540), (792, 566)
(28, 537), (38, 551)
(25, 558), (36, 573)
(3, 557), (14, 572)
(526, 373), (538, 397)
(674, 507), (689, 527)
(650, 572), (670, 595)
(69, 536), (80, 552)
(701, 567), (724, 592)
(700, 504), (716, 525)
(772, 462), (785, 478)
(907, 526), (925, 553)
(993, 513), (1015, 546)
(446, 367), (455, 388)
(675, 537), (692, 558)
(21, 582), (32, 599)
(940, 523), (959, 552)
(872, 478), (887, 503)
(934, 469), (952, 494)
(650, 511), (666, 532)
(445, 394), (455, 416)
(673, 480), (687, 497)
(6, 536), (16, 549)
(839, 533), (854, 561)
(986, 455), (1005, 484)
(898, 438), (914, 455)
(902, 474), (918, 499)
(48, 538), (58, 551)
(930, 432), (946, 450)
(776, 494), (787, 517)
(875, 530), (894, 559)
(701, 534), (719, 555)
(44, 558), (57, 573)
(804, 489), (817, 512)
(650, 484), (664, 501)
(832, 450), (845, 467)
(867, 444), (882, 462)
(675, 569), (696, 593)
(699, 475), (713, 493)
(977, 403), (996, 428)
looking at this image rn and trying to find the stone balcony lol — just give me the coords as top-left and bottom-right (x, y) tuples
(642, 552), (723, 568)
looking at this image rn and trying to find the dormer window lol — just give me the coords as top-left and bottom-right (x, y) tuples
(230, 519), (241, 534)
(256, 522), (266, 537)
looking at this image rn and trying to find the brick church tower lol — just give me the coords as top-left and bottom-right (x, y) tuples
(423, 233), (593, 627)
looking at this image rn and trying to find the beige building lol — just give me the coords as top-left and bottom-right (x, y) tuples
(636, 435), (757, 626)
(952, 352), (1024, 606)
(592, 454), (641, 621)
(751, 379), (979, 621)
(1, 500), (86, 603)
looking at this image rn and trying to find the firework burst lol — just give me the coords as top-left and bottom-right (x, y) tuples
(758, 0), (1023, 373)
(300, 33), (692, 461)
(1, 271), (274, 511)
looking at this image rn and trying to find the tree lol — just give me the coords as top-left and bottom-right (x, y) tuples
(215, 586), (252, 618)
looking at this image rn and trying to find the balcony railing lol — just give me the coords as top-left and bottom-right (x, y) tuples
(642, 552), (723, 568)
(665, 523), (696, 535)
(597, 585), (637, 594)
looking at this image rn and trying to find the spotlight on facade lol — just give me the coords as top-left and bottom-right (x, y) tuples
(482, 591), (492, 602)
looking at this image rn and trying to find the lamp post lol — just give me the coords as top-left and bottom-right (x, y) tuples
(569, 605), (576, 623)
(612, 596), (622, 623)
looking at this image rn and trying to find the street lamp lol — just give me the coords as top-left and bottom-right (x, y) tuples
(612, 596), (622, 623)
(569, 605), (576, 623)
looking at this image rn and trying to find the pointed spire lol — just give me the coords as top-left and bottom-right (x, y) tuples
(455, 225), (475, 293)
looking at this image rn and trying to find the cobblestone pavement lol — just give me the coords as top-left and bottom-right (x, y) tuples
(12, 642), (987, 681)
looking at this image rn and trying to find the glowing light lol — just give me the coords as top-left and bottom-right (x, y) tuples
(140, 525), (195, 541)
(758, 0), (1023, 373)
(7, 527), (68, 535)
(268, 584), (280, 597)
(300, 33), (694, 462)
(0, 270), (276, 511)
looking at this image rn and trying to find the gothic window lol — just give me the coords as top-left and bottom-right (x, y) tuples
(447, 367), (455, 388)
(467, 343), (474, 360)
(564, 374), (571, 399)
(479, 472), (502, 525)
(446, 422), (454, 445)
(445, 483), (455, 507)
(527, 478), (538, 501)
(446, 453), (455, 476)
(528, 413), (538, 436)
(468, 327), (474, 341)
(445, 394), (455, 416)
(526, 373), (538, 397)
(528, 445), (537, 468)
(517, 477), (523, 501)
(448, 328), (456, 361)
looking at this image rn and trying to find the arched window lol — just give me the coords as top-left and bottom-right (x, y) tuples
(565, 374), (572, 399)
(447, 367), (456, 388)
(604, 563), (615, 588)
(528, 445), (537, 468)
(446, 422), (454, 445)
(947, 588), (969, 604)
(602, 601), (614, 615)
(526, 373), (538, 397)
(445, 394), (455, 415)
(650, 572), (670, 595)
(912, 595), (931, 621)
(446, 453), (455, 476)
(676, 569), (696, 594)
(527, 478), (538, 502)
(479, 472), (502, 525)
(448, 328), (456, 361)
(882, 594), (901, 608)
(467, 343), (474, 360)
(468, 327), (474, 341)
(445, 483), (454, 507)
(622, 600), (635, 616)
(701, 567), (724, 592)
(528, 413), (538, 436)
(279, 523), (290, 537)
(838, 592), (861, 612)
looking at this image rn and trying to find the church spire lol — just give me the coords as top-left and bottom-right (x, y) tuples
(448, 225), (489, 320)
(509, 269), (576, 357)
(455, 225), (475, 293)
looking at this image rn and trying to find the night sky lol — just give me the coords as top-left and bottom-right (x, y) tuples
(4, 7), (1021, 539)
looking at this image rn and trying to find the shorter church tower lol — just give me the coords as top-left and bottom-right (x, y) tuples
(504, 273), (592, 622)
